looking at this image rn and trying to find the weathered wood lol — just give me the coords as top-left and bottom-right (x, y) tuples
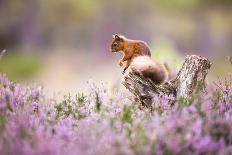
(122, 55), (211, 107)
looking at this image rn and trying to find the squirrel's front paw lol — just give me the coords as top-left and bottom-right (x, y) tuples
(118, 61), (123, 67)
(122, 67), (127, 75)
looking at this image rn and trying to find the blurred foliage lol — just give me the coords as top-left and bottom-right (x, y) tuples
(0, 0), (231, 49)
(121, 105), (132, 124)
(0, 0), (231, 83)
(210, 55), (232, 80)
(151, 39), (183, 69)
(151, 0), (198, 12)
(0, 116), (7, 134)
(0, 52), (41, 80)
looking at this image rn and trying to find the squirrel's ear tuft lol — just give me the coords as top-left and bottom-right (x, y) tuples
(113, 34), (123, 41)
(112, 34), (119, 39)
(115, 34), (120, 40)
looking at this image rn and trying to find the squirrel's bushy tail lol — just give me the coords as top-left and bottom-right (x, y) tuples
(129, 56), (167, 85)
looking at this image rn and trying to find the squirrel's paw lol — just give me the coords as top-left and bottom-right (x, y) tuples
(122, 67), (128, 75)
(118, 61), (123, 67)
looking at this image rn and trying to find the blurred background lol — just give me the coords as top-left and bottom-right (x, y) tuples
(0, 0), (231, 95)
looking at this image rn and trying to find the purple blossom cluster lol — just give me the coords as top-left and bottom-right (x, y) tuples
(0, 73), (232, 155)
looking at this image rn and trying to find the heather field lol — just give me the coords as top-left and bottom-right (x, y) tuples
(1, 1), (232, 155)
(0, 73), (231, 155)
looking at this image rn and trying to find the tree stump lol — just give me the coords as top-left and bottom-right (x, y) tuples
(122, 55), (212, 107)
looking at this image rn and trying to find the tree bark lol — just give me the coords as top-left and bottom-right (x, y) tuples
(122, 55), (211, 107)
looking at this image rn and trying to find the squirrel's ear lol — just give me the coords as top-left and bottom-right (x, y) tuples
(113, 34), (123, 41)
(115, 34), (120, 40)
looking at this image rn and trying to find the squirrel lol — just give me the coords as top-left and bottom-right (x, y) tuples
(110, 34), (167, 85)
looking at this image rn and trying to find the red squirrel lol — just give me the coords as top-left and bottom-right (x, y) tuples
(110, 34), (167, 85)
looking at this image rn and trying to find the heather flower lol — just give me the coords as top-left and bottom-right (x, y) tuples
(0, 73), (232, 155)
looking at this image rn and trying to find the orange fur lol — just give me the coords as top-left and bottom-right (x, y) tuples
(110, 34), (167, 84)
(110, 34), (151, 73)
